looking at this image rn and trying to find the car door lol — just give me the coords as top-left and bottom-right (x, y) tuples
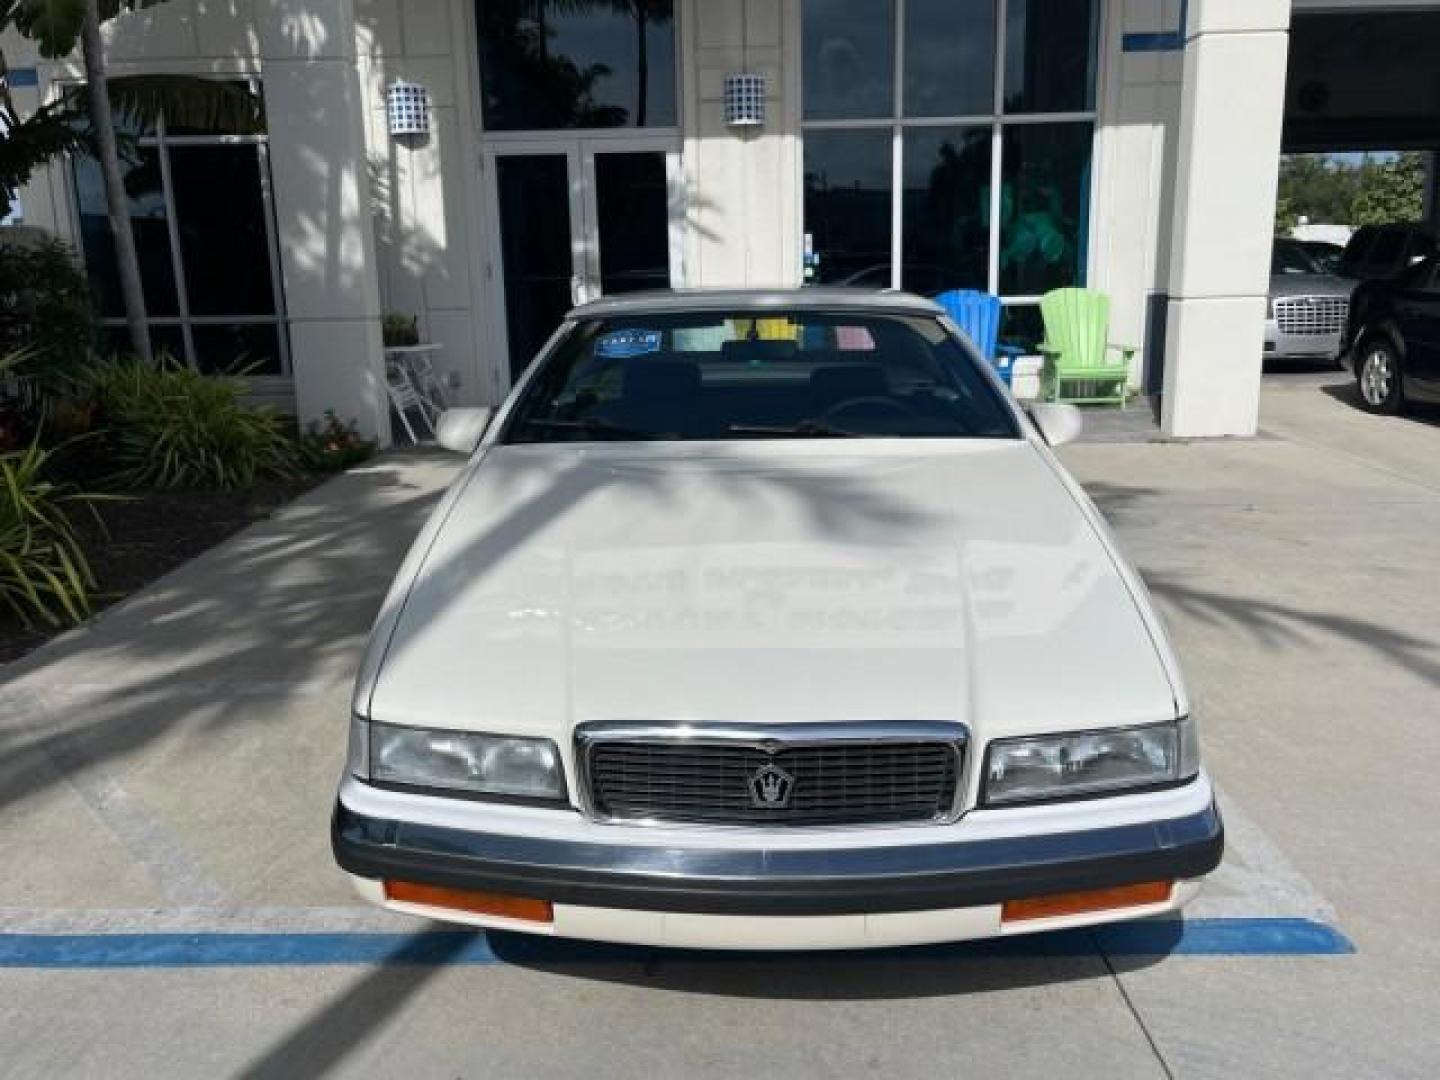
(1396, 259), (1440, 393)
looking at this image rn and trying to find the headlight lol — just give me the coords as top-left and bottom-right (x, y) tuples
(355, 717), (566, 802)
(982, 718), (1198, 807)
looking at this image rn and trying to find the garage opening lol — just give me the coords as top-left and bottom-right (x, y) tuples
(1266, 9), (1440, 383)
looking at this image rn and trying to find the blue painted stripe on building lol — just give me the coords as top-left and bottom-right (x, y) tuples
(1121, 32), (1185, 53)
(1122, 0), (1189, 53)
(6, 68), (39, 88)
(0, 919), (1353, 969)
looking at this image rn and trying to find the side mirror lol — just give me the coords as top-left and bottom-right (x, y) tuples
(435, 407), (494, 455)
(1027, 402), (1083, 447)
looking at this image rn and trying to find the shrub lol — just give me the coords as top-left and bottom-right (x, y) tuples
(0, 238), (96, 385)
(298, 410), (377, 473)
(82, 358), (298, 489)
(0, 440), (98, 626)
(382, 313), (419, 347)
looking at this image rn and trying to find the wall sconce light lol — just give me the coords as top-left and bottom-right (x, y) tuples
(386, 80), (431, 137)
(723, 73), (766, 128)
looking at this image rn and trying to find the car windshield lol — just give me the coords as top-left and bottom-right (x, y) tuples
(501, 310), (1020, 443)
(1272, 242), (1319, 275)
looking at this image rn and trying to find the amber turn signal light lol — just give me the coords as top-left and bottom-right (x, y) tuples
(384, 880), (554, 923)
(1001, 880), (1173, 923)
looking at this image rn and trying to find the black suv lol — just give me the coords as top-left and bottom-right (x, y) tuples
(1335, 224), (1440, 282)
(1342, 255), (1440, 413)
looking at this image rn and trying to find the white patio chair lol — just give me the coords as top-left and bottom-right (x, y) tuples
(402, 349), (449, 422)
(385, 358), (435, 444)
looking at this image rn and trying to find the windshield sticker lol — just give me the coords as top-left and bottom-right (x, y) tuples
(596, 330), (663, 359)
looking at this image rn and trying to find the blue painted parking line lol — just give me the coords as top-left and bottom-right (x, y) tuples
(0, 918), (1352, 968)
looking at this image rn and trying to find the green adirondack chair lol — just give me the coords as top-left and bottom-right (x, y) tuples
(1037, 288), (1137, 406)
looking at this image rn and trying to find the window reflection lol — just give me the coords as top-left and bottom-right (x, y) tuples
(902, 128), (991, 296)
(905, 0), (995, 118)
(73, 152), (179, 319)
(999, 123), (1091, 295)
(1004, 0), (1098, 114)
(800, 0), (1096, 300)
(192, 323), (284, 376)
(802, 0), (894, 120)
(170, 146), (275, 317)
(803, 130), (893, 285)
(478, 0), (677, 130)
(70, 81), (285, 374)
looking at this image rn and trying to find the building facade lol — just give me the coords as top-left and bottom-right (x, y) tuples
(5, 0), (1436, 442)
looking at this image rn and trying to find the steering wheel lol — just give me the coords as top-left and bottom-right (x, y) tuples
(821, 396), (920, 427)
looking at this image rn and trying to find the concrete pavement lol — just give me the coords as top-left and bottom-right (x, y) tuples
(3, 373), (1438, 1077)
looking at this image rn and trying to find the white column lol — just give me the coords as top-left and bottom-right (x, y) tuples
(680, 0), (801, 286)
(259, 0), (391, 444)
(1160, 0), (1291, 438)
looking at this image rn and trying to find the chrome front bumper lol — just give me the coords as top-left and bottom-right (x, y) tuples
(332, 777), (1223, 918)
(1264, 317), (1343, 359)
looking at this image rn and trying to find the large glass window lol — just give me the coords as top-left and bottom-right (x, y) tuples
(477, 0), (677, 130)
(999, 122), (1091, 296)
(905, 0), (995, 118)
(1004, 0), (1099, 114)
(71, 81), (287, 375)
(802, 0), (894, 120)
(802, 130), (893, 286)
(902, 127), (992, 295)
(802, 0), (1098, 351)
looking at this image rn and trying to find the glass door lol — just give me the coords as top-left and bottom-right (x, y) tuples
(486, 139), (681, 384)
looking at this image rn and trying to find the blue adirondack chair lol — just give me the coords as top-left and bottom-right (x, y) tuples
(933, 289), (1021, 385)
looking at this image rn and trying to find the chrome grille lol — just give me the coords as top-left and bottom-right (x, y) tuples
(1275, 295), (1348, 336)
(581, 725), (965, 827)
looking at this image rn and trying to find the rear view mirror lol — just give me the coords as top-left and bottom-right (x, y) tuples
(435, 407), (494, 454)
(1027, 403), (1083, 447)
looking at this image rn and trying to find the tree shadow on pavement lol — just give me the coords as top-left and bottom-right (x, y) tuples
(236, 927), (481, 1080)
(1144, 570), (1440, 689)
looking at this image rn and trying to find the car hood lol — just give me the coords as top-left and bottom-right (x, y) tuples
(1269, 273), (1355, 299)
(367, 441), (1178, 742)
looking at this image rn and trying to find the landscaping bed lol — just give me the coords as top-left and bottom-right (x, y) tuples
(0, 474), (324, 664)
(0, 239), (380, 666)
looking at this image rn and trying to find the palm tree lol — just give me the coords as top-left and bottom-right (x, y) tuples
(78, 0), (148, 361)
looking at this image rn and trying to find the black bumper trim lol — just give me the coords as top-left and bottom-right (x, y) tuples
(332, 796), (1223, 916)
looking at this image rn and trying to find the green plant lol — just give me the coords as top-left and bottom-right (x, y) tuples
(382, 313), (420, 347)
(0, 440), (98, 626)
(82, 358), (298, 489)
(298, 410), (377, 473)
(0, 239), (97, 384)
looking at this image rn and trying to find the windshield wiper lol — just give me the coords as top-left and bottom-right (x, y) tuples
(519, 417), (662, 441)
(726, 420), (862, 438)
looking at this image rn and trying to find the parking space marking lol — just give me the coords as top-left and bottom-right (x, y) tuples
(0, 918), (1352, 969)
(1186, 784), (1336, 923)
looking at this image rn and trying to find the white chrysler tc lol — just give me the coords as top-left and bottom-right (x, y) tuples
(333, 289), (1223, 950)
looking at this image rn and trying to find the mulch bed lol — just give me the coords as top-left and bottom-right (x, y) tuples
(0, 475), (324, 665)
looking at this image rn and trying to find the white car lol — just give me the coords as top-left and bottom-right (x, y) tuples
(333, 289), (1222, 950)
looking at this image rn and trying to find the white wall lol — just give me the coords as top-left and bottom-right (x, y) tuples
(1091, 0), (1187, 392)
(355, 0), (492, 405)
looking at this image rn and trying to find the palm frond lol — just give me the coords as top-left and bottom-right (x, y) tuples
(103, 76), (264, 137)
(11, 0), (86, 58)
